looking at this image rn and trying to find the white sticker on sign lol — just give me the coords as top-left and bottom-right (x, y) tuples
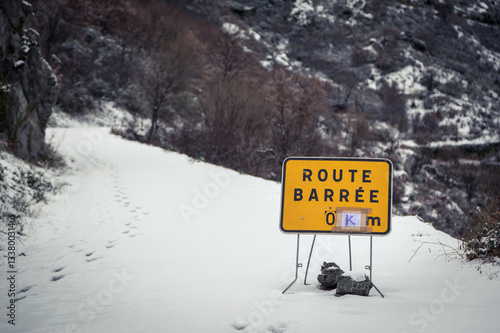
(344, 213), (361, 227)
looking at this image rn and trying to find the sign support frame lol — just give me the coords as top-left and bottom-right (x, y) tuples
(282, 234), (385, 298)
(281, 157), (391, 296)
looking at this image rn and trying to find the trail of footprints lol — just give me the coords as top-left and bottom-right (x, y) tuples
(109, 165), (148, 238)
(232, 320), (289, 333)
(44, 162), (148, 285)
(15, 155), (150, 302)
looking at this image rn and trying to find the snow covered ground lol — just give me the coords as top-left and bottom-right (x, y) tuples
(1, 127), (500, 333)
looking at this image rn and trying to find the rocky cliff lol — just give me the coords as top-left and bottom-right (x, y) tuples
(0, 0), (58, 160)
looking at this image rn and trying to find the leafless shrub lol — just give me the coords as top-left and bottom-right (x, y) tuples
(346, 109), (370, 156)
(379, 81), (408, 132)
(421, 69), (436, 91)
(412, 112), (441, 144)
(465, 197), (500, 261)
(404, 147), (432, 177)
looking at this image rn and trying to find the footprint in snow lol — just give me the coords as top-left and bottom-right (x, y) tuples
(84, 251), (102, 262)
(51, 275), (65, 282)
(52, 267), (64, 273)
(18, 285), (36, 294)
(15, 285), (33, 300)
(105, 239), (118, 249)
(268, 322), (288, 333)
(232, 319), (248, 331)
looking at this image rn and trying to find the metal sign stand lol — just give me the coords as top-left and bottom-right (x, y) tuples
(348, 235), (353, 271)
(282, 234), (302, 294)
(283, 235), (384, 298)
(304, 235), (316, 285)
(367, 236), (385, 298)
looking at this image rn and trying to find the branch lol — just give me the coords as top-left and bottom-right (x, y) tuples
(408, 242), (425, 262)
(409, 240), (464, 262)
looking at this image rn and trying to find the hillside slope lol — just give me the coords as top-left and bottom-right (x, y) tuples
(187, 0), (500, 143)
(185, 0), (500, 232)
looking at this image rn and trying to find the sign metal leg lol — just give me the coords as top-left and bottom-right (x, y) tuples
(367, 236), (384, 298)
(304, 235), (316, 285)
(283, 234), (302, 294)
(348, 235), (352, 271)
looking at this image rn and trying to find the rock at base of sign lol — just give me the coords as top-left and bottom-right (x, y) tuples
(317, 262), (345, 289)
(335, 272), (372, 296)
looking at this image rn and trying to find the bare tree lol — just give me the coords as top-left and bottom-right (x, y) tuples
(135, 2), (201, 143)
(266, 68), (328, 165)
(197, 33), (267, 170)
(142, 43), (198, 143)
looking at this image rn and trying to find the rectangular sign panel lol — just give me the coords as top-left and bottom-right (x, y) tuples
(280, 157), (393, 235)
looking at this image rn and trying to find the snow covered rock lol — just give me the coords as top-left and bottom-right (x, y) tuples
(335, 272), (372, 296)
(317, 262), (344, 289)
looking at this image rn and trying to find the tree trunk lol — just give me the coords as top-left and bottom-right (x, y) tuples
(147, 106), (158, 143)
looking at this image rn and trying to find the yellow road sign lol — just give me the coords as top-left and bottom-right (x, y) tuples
(280, 157), (393, 235)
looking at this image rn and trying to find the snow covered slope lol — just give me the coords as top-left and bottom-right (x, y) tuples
(1, 127), (499, 333)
